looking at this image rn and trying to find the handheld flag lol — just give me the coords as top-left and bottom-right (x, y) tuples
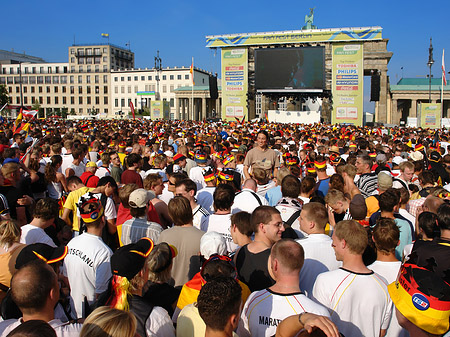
(129, 101), (135, 120)
(22, 110), (38, 119)
(13, 110), (23, 132)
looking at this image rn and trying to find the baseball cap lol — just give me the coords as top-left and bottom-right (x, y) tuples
(86, 161), (97, 168)
(377, 172), (393, 191)
(15, 243), (68, 269)
(111, 237), (154, 280)
(77, 192), (104, 223)
(128, 188), (155, 208)
(392, 156), (406, 166)
(200, 231), (227, 259)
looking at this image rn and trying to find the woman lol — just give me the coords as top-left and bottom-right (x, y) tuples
(45, 155), (68, 200)
(80, 306), (136, 337)
(0, 220), (25, 303)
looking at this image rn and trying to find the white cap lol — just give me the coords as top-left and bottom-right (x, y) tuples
(200, 231), (227, 259)
(128, 189), (155, 208)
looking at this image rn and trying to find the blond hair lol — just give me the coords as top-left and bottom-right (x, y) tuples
(1, 163), (19, 180)
(0, 220), (21, 246)
(80, 306), (136, 337)
(324, 189), (346, 207)
(334, 220), (368, 255)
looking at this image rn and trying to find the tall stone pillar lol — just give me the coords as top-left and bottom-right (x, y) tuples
(202, 98), (206, 121)
(410, 99), (417, 117)
(216, 99), (220, 118)
(175, 98), (180, 120)
(392, 99), (399, 125)
(378, 70), (388, 123)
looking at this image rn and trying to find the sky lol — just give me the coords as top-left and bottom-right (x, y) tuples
(2, 0), (449, 112)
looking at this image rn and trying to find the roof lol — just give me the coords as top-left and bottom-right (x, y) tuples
(390, 77), (450, 91)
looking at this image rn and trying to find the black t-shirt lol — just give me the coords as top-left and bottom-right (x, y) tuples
(0, 185), (23, 221)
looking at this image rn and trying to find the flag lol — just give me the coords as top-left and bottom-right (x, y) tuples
(22, 110), (38, 119)
(129, 101), (135, 120)
(13, 110), (23, 132)
(190, 59), (195, 86)
(101, 33), (109, 38)
(443, 49), (447, 86)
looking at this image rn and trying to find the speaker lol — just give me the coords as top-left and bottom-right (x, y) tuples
(371, 74), (380, 101)
(209, 75), (218, 99)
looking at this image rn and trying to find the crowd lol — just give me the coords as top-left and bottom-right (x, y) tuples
(0, 117), (449, 337)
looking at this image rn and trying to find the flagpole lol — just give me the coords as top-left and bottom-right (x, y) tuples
(0, 103), (7, 114)
(191, 57), (194, 121)
(442, 49), (446, 129)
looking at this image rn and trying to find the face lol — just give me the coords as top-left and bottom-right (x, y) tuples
(175, 185), (192, 201)
(263, 213), (284, 244)
(256, 133), (268, 149)
(110, 154), (120, 166)
(179, 159), (187, 168)
(401, 167), (414, 182)
(331, 232), (344, 261)
(298, 210), (310, 233)
(168, 177), (177, 193)
(328, 201), (345, 215)
(104, 182), (117, 197)
(153, 179), (164, 196)
(355, 158), (368, 174)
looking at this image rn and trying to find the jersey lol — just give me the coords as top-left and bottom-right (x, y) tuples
(200, 213), (238, 254)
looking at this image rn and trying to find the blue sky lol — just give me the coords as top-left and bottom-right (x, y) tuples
(2, 0), (449, 112)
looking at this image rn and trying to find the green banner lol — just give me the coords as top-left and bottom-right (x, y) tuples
(331, 43), (364, 126)
(221, 48), (248, 121)
(420, 103), (441, 129)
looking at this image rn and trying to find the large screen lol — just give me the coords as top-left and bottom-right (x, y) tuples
(255, 47), (325, 91)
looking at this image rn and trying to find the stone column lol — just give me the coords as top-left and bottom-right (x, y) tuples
(410, 99), (417, 117)
(378, 70), (388, 123)
(216, 99), (220, 118)
(202, 97), (206, 121)
(175, 97), (180, 120)
(392, 99), (399, 125)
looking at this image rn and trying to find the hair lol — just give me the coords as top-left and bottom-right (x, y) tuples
(276, 167), (291, 186)
(300, 176), (316, 194)
(201, 259), (237, 282)
(398, 187), (410, 206)
(44, 155), (62, 183)
(230, 211), (253, 237)
(197, 277), (242, 331)
(152, 154), (166, 167)
(129, 205), (147, 218)
(399, 161), (414, 172)
(418, 171), (435, 186)
(334, 220), (368, 255)
(281, 175), (300, 198)
(118, 184), (138, 209)
(32, 198), (59, 221)
(1, 162), (19, 180)
(324, 189), (346, 206)
(71, 148), (83, 160)
(175, 178), (197, 195)
(340, 163), (357, 179)
(357, 154), (373, 169)
(301, 202), (328, 229)
(271, 239), (304, 272)
(0, 219), (21, 247)
(417, 212), (439, 239)
(64, 139), (74, 151)
(168, 196), (193, 226)
(100, 152), (111, 166)
(80, 306), (137, 337)
(256, 130), (269, 142)
(98, 176), (118, 190)
(6, 320), (57, 337)
(143, 173), (163, 190)
(378, 188), (400, 213)
(251, 206), (280, 233)
(213, 184), (235, 211)
(437, 203), (450, 231)
(252, 167), (269, 185)
(147, 243), (173, 283)
(66, 175), (82, 186)
(329, 174), (345, 194)
(423, 196), (445, 214)
(372, 218), (400, 254)
(126, 153), (141, 167)
(11, 261), (57, 313)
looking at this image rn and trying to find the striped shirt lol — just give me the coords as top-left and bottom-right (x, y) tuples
(121, 217), (163, 245)
(356, 172), (378, 198)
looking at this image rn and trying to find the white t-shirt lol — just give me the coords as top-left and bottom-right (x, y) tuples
(61, 153), (74, 177)
(20, 224), (56, 247)
(192, 204), (210, 230)
(312, 268), (392, 337)
(296, 234), (342, 297)
(64, 232), (112, 318)
(231, 188), (268, 214)
(159, 184), (173, 206)
(189, 166), (207, 192)
(201, 213), (238, 254)
(0, 318), (82, 337)
(95, 166), (111, 179)
(196, 186), (215, 213)
(237, 289), (330, 337)
(145, 306), (176, 337)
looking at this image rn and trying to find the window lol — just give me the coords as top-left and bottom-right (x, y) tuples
(114, 77), (118, 82)
(45, 76), (51, 84)
(94, 48), (100, 55)
(95, 75), (99, 83)
(48, 67), (52, 74)
(121, 86), (125, 93)
(55, 67), (59, 73)
(128, 86), (131, 93)
(134, 86), (138, 93)
(141, 76), (145, 81)
(78, 86), (82, 94)
(70, 49), (75, 54)
(7, 77), (13, 84)
(134, 76), (138, 81)
(39, 67), (44, 73)
(79, 66), (83, 72)
(86, 48), (92, 56)
(87, 97), (91, 104)
(170, 98), (174, 107)
(87, 87), (91, 94)
(79, 97), (83, 104)
(121, 99), (125, 107)
(78, 58), (85, 64)
(62, 86), (66, 93)
(0, 78), (4, 85)
(29, 77), (36, 84)
(148, 76), (152, 80)
(87, 66), (91, 72)
(95, 97), (99, 105)
(162, 85), (167, 93)
(103, 48), (107, 53)
(70, 76), (74, 84)
(24, 97), (28, 104)
(46, 86), (50, 93)
(127, 76), (131, 81)
(95, 86), (99, 94)
(103, 75), (108, 83)
(103, 65), (108, 72)
(31, 87), (35, 93)
(16, 87), (20, 93)
(39, 97), (43, 104)
(16, 97), (19, 104)
(70, 66), (75, 73)
(104, 97), (108, 104)
(71, 97), (74, 104)
(77, 48), (84, 56)
(55, 97), (59, 104)
(61, 76), (67, 84)
(63, 96), (67, 104)
(53, 76), (59, 84)
(47, 97), (51, 104)
(115, 99), (119, 107)
(70, 86), (74, 94)
(103, 56), (107, 62)
(170, 85), (174, 92)
(39, 87), (43, 93)
(170, 75), (174, 80)
(79, 108), (83, 113)
(114, 86), (118, 94)
(78, 76), (82, 83)
(185, 75), (189, 80)
(23, 87), (27, 93)
(162, 75), (166, 80)
(86, 76), (91, 84)
(71, 57), (75, 63)
(104, 86), (108, 94)
(121, 77), (124, 81)
(54, 86), (58, 93)
(156, 76), (159, 81)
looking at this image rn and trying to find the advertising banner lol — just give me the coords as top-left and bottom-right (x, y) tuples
(419, 103), (441, 129)
(151, 101), (162, 119)
(207, 27), (382, 48)
(331, 43), (364, 126)
(221, 48), (248, 121)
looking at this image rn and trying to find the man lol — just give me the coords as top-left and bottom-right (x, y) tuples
(392, 161), (414, 191)
(314, 156), (330, 198)
(64, 192), (112, 318)
(121, 153), (143, 187)
(355, 154), (378, 198)
(95, 152), (111, 179)
(196, 166), (217, 213)
(231, 178), (268, 214)
(20, 198), (59, 247)
(121, 188), (162, 245)
(61, 176), (93, 233)
(197, 278), (242, 337)
(275, 175), (303, 236)
(109, 151), (123, 184)
(64, 148), (85, 178)
(175, 178), (209, 230)
(0, 261), (82, 337)
(238, 239), (330, 337)
(189, 151), (210, 191)
(365, 171), (392, 219)
(230, 211), (253, 248)
(297, 202), (341, 297)
(172, 153), (187, 173)
(235, 206), (284, 292)
(80, 161), (99, 187)
(243, 130), (280, 180)
(312, 220), (392, 337)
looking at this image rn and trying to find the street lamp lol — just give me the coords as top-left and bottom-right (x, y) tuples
(154, 51), (162, 100)
(427, 37), (434, 103)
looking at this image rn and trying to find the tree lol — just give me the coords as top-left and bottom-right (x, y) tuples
(0, 85), (9, 107)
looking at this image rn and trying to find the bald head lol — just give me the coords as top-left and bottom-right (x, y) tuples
(11, 261), (58, 314)
(243, 178), (257, 192)
(423, 196), (445, 214)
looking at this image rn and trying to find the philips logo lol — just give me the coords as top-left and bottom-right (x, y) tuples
(412, 293), (429, 311)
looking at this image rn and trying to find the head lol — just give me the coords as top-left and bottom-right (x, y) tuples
(213, 184), (235, 212)
(6, 320), (56, 337)
(230, 211), (253, 240)
(300, 176), (316, 196)
(417, 212), (439, 240)
(126, 153), (141, 168)
(175, 178), (197, 203)
(1, 162), (20, 183)
(80, 306), (136, 337)
(378, 188), (400, 213)
(324, 189), (348, 214)
(422, 196), (445, 214)
(299, 202), (328, 234)
(251, 206), (284, 244)
(372, 218), (400, 255)
(355, 154), (372, 174)
(281, 175), (300, 198)
(32, 198), (59, 223)
(110, 152), (121, 167)
(168, 172), (188, 193)
(66, 175), (84, 192)
(332, 220), (368, 260)
(197, 277), (242, 333)
(143, 173), (164, 196)
(0, 219), (20, 247)
(256, 130), (269, 149)
(168, 196), (193, 226)
(147, 242), (176, 283)
(399, 161), (414, 182)
(97, 176), (118, 198)
(437, 203), (450, 231)
(269, 239), (304, 276)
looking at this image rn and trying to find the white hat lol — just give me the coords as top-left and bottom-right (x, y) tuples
(392, 156), (406, 166)
(128, 189), (155, 208)
(200, 231), (227, 259)
(164, 150), (173, 158)
(410, 151), (424, 162)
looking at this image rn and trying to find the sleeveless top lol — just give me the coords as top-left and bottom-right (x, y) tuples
(47, 181), (63, 199)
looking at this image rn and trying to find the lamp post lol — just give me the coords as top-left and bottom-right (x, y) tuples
(154, 51), (162, 101)
(427, 37), (434, 103)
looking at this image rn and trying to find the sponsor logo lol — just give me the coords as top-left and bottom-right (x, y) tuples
(412, 293), (430, 311)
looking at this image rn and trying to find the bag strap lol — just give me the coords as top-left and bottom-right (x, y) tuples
(285, 210), (301, 227)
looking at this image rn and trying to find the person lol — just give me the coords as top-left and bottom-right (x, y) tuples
(95, 152), (112, 179)
(61, 176), (93, 233)
(238, 239), (330, 337)
(312, 220), (392, 337)
(0, 220), (25, 303)
(201, 184), (237, 254)
(143, 173), (172, 229)
(189, 151), (210, 191)
(5, 320), (57, 337)
(235, 206), (284, 292)
(231, 178), (268, 214)
(64, 148), (85, 178)
(121, 188), (162, 245)
(172, 153), (187, 174)
(109, 152), (123, 184)
(265, 167), (291, 207)
(175, 178), (210, 230)
(243, 130), (280, 180)
(275, 175), (303, 236)
(355, 154), (378, 198)
(80, 162), (99, 188)
(314, 157), (330, 198)
(229, 211), (252, 248)
(63, 193), (112, 318)
(80, 306), (136, 337)
(20, 198), (59, 247)
(365, 171), (393, 219)
(275, 313), (340, 337)
(296, 202), (341, 297)
(99, 237), (175, 337)
(0, 261), (82, 337)
(44, 155), (68, 200)
(197, 277), (242, 337)
(121, 153), (143, 188)
(367, 218), (407, 337)
(299, 176), (315, 205)
(157, 196), (204, 287)
(392, 161), (414, 192)
(195, 167), (217, 213)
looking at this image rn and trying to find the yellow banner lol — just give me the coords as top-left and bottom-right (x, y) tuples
(331, 43), (364, 126)
(207, 27), (382, 48)
(420, 103), (441, 129)
(221, 48), (248, 121)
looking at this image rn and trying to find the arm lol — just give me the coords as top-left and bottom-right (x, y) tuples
(243, 165), (251, 180)
(276, 313), (339, 337)
(380, 329), (387, 337)
(152, 200), (172, 228)
(16, 206), (27, 226)
(57, 172), (69, 192)
(65, 167), (74, 178)
(62, 208), (73, 227)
